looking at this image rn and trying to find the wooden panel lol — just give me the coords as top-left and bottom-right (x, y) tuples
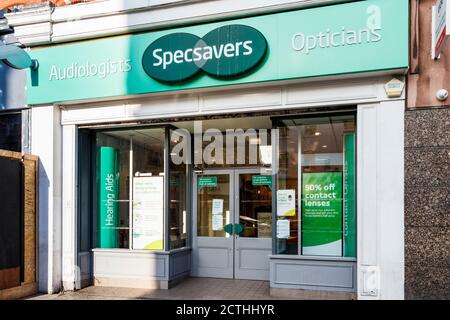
(0, 283), (38, 300)
(0, 157), (22, 277)
(0, 150), (38, 294)
(23, 157), (37, 284)
(0, 267), (20, 290)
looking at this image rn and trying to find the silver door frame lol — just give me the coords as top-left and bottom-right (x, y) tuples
(233, 168), (272, 280)
(192, 169), (235, 278)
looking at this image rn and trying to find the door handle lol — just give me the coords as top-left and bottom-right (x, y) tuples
(224, 223), (233, 235)
(234, 223), (244, 235)
(224, 223), (244, 235)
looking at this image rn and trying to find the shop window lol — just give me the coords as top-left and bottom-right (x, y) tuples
(94, 127), (189, 251)
(170, 129), (189, 249)
(275, 115), (356, 257)
(0, 112), (21, 152)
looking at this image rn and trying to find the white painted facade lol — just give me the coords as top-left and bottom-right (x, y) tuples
(31, 76), (405, 299)
(8, 0), (404, 299)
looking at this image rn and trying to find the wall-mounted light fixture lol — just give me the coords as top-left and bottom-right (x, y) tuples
(436, 89), (449, 101)
(0, 11), (38, 70)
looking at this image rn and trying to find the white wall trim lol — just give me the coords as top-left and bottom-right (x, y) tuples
(61, 125), (78, 291)
(356, 101), (405, 300)
(6, 0), (356, 46)
(59, 76), (404, 126)
(32, 106), (62, 294)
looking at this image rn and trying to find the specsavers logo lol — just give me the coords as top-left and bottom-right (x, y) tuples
(142, 25), (268, 83)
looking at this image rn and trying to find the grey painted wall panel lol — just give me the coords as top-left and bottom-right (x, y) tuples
(93, 249), (192, 283)
(237, 248), (271, 270)
(0, 62), (26, 111)
(270, 257), (356, 292)
(169, 250), (191, 278)
(93, 251), (168, 279)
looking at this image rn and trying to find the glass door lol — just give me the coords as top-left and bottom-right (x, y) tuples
(192, 170), (234, 278)
(234, 169), (273, 280)
(192, 168), (273, 280)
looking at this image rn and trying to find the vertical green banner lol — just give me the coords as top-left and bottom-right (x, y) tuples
(343, 133), (356, 257)
(97, 146), (120, 248)
(302, 172), (343, 256)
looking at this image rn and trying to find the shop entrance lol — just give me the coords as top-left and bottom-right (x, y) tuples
(192, 168), (273, 280)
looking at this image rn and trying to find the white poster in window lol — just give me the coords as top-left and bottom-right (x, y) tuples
(212, 199), (224, 215)
(211, 199), (224, 231)
(276, 219), (290, 239)
(277, 189), (296, 216)
(212, 214), (224, 231)
(132, 176), (164, 250)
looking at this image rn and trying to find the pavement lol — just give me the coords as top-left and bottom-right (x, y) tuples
(24, 277), (356, 300)
(25, 278), (286, 300)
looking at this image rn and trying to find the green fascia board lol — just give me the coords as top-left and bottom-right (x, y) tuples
(26, 0), (409, 105)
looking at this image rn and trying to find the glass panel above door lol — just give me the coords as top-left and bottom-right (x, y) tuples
(198, 129), (272, 169)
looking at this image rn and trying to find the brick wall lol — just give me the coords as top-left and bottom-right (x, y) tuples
(1, 0), (94, 11)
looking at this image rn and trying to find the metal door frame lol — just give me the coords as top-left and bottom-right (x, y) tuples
(233, 168), (272, 280)
(192, 169), (235, 278)
(192, 167), (268, 279)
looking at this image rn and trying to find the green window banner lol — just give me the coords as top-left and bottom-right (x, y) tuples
(301, 172), (343, 256)
(132, 176), (164, 250)
(198, 176), (218, 189)
(27, 0), (408, 105)
(343, 133), (356, 257)
(97, 146), (120, 248)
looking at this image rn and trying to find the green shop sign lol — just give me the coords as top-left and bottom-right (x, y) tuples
(142, 25), (267, 82)
(27, 0), (408, 105)
(301, 172), (343, 256)
(252, 175), (272, 189)
(198, 176), (218, 189)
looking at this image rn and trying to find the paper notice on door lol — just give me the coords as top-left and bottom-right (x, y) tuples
(276, 219), (290, 239)
(277, 189), (296, 216)
(212, 214), (224, 231)
(212, 199), (224, 231)
(212, 199), (224, 215)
